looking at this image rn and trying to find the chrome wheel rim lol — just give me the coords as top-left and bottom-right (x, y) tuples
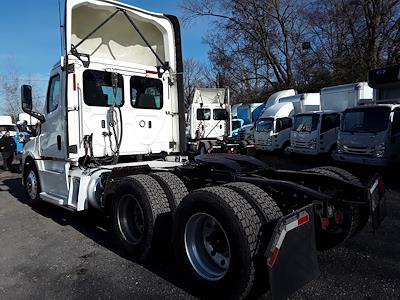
(26, 170), (38, 200)
(117, 194), (145, 245)
(184, 213), (231, 281)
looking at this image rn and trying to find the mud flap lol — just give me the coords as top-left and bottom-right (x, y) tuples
(368, 176), (386, 232)
(266, 204), (319, 300)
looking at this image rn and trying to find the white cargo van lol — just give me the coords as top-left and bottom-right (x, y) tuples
(334, 65), (400, 165)
(289, 83), (373, 156)
(255, 93), (320, 153)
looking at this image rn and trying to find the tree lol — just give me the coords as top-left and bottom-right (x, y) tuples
(183, 57), (209, 107)
(0, 65), (21, 121)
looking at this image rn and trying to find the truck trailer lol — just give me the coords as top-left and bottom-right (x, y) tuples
(20, 1), (385, 299)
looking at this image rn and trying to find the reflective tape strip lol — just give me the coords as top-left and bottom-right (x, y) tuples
(267, 212), (310, 268)
(370, 179), (379, 194)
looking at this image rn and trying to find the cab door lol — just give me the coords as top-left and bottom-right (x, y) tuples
(320, 113), (340, 152)
(39, 69), (68, 159)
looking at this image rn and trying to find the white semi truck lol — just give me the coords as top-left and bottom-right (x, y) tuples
(19, 1), (385, 299)
(255, 93), (320, 153)
(186, 88), (234, 154)
(334, 65), (400, 166)
(289, 83), (373, 156)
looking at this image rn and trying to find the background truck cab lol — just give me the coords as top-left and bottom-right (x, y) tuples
(256, 93), (320, 153)
(290, 82), (372, 156)
(335, 65), (400, 165)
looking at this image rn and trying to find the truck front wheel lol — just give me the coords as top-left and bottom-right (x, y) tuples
(173, 186), (261, 299)
(23, 161), (41, 206)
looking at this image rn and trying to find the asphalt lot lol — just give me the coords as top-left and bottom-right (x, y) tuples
(0, 154), (399, 299)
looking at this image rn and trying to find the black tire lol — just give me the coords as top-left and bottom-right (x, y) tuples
(23, 160), (41, 206)
(303, 167), (360, 250)
(281, 142), (291, 156)
(223, 182), (282, 227)
(111, 174), (170, 262)
(223, 182), (282, 298)
(150, 172), (188, 212)
(173, 186), (261, 299)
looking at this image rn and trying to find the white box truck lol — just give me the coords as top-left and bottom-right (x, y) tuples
(18, 1), (385, 299)
(237, 89), (296, 142)
(289, 83), (373, 156)
(334, 65), (400, 165)
(255, 93), (320, 153)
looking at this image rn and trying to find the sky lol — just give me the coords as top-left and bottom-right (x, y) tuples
(0, 0), (211, 100)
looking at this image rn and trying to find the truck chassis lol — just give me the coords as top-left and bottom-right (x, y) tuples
(23, 153), (385, 299)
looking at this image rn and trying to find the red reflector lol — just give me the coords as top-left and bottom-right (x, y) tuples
(335, 211), (343, 224)
(267, 247), (280, 268)
(321, 217), (329, 230)
(73, 74), (76, 91)
(378, 180), (385, 193)
(298, 214), (310, 226)
(146, 70), (158, 75)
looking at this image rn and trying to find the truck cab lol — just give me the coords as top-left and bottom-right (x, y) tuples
(290, 82), (372, 156)
(290, 111), (340, 155)
(255, 102), (294, 152)
(334, 64), (400, 165)
(21, 0), (184, 208)
(256, 93), (320, 153)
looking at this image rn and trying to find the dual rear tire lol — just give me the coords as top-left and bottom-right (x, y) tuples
(111, 174), (281, 299)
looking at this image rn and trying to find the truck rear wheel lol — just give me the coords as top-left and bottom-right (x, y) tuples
(23, 161), (41, 206)
(111, 174), (170, 262)
(173, 186), (261, 299)
(303, 167), (360, 250)
(150, 172), (188, 212)
(224, 182), (283, 297)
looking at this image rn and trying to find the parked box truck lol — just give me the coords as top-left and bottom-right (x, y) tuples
(237, 89), (297, 142)
(255, 93), (320, 153)
(334, 65), (400, 165)
(289, 83), (373, 156)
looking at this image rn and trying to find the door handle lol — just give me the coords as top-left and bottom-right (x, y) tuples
(57, 135), (62, 150)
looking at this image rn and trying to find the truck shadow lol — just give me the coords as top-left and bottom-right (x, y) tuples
(2, 177), (198, 298)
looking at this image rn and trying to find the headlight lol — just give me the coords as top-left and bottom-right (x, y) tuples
(337, 142), (344, 154)
(374, 143), (385, 157)
(309, 138), (317, 149)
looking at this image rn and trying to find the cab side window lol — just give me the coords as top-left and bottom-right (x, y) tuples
(276, 118), (292, 132)
(47, 75), (61, 113)
(321, 113), (340, 133)
(392, 110), (400, 135)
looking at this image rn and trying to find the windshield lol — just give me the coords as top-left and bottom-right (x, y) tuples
(213, 109), (228, 120)
(342, 107), (391, 133)
(293, 114), (319, 132)
(232, 120), (242, 131)
(0, 125), (17, 132)
(256, 118), (274, 132)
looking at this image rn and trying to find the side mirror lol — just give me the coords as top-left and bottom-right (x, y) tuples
(20, 85), (46, 123)
(21, 85), (33, 112)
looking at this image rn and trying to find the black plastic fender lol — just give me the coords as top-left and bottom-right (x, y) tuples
(266, 204), (319, 300)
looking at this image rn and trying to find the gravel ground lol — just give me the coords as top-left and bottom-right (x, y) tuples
(0, 155), (399, 299)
